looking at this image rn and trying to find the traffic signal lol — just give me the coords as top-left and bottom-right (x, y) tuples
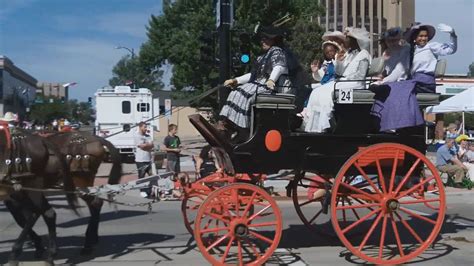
(239, 33), (251, 64)
(88, 97), (92, 105)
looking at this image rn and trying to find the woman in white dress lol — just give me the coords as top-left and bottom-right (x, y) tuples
(375, 27), (410, 84)
(304, 27), (371, 133)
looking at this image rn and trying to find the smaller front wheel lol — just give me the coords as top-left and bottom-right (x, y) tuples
(194, 183), (282, 266)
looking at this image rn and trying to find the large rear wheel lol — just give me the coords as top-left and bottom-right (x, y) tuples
(331, 143), (446, 265)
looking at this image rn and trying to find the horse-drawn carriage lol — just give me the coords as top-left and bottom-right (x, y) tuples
(180, 59), (447, 265)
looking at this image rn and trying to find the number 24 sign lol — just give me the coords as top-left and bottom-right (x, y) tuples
(338, 88), (353, 104)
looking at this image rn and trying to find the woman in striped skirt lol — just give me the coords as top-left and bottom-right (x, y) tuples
(219, 26), (292, 140)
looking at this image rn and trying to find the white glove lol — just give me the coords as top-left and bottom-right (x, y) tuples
(265, 79), (275, 90)
(223, 79), (237, 87)
(437, 23), (454, 34)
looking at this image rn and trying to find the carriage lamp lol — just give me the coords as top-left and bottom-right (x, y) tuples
(83, 155), (90, 160)
(14, 158), (21, 164)
(66, 154), (72, 161)
(25, 158), (32, 163)
(5, 159), (11, 165)
(75, 155), (82, 160)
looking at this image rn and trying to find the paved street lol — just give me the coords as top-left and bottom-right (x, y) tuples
(0, 186), (473, 265)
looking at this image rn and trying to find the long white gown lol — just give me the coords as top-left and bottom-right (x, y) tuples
(304, 49), (371, 132)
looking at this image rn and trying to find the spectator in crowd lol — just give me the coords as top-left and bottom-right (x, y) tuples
(446, 123), (459, 139)
(457, 135), (474, 180)
(195, 145), (221, 179)
(134, 121), (154, 198)
(163, 124), (181, 175)
(436, 137), (467, 188)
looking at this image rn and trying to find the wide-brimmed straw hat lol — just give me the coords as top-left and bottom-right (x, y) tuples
(322, 30), (346, 43)
(345, 27), (370, 51)
(0, 112), (16, 122)
(321, 40), (342, 52)
(404, 22), (436, 42)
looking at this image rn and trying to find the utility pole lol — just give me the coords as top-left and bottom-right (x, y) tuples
(218, 0), (232, 109)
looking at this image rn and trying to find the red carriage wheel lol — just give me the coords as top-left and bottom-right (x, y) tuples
(292, 174), (336, 236)
(194, 183), (282, 265)
(181, 172), (234, 235)
(331, 143), (446, 265)
(182, 190), (207, 235)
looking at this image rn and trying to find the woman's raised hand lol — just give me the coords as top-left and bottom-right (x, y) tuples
(437, 23), (454, 34)
(310, 59), (320, 73)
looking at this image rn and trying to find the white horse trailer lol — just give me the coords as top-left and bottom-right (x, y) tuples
(94, 86), (159, 161)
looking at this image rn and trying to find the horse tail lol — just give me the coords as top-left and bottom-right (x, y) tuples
(43, 138), (79, 215)
(97, 137), (122, 185)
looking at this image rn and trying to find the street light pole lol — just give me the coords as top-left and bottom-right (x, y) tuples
(115, 46), (137, 89)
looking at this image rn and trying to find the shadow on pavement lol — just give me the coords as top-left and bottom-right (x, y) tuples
(57, 210), (149, 228)
(0, 233), (175, 265)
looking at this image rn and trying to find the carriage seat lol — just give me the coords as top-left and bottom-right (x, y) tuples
(254, 93), (295, 105)
(334, 90), (440, 106)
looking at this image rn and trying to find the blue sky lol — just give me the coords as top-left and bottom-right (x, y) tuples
(1, 0), (473, 101)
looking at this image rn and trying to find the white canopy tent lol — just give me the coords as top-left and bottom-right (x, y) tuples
(426, 88), (474, 134)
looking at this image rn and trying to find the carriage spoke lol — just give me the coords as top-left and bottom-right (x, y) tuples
(389, 149), (401, 193)
(307, 209), (324, 224)
(237, 240), (243, 266)
(243, 238), (261, 260)
(340, 197), (347, 223)
(206, 232), (231, 251)
(248, 221), (278, 228)
(394, 158), (421, 194)
(204, 210), (230, 224)
(249, 231), (273, 244)
(344, 197), (361, 220)
(248, 205), (271, 221)
(390, 213), (405, 257)
(374, 154), (387, 194)
(358, 212), (383, 251)
(397, 176), (435, 199)
(200, 226), (229, 234)
(378, 215), (388, 259)
(339, 182), (380, 202)
(221, 236), (235, 263)
(336, 202), (380, 210)
(394, 212), (424, 244)
(399, 207), (437, 225)
(341, 208), (380, 234)
(242, 191), (258, 218)
(299, 197), (323, 207)
(399, 198), (440, 205)
(354, 163), (383, 194)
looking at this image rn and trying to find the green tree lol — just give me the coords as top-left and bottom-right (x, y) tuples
(109, 55), (164, 90)
(137, 0), (325, 102)
(29, 99), (94, 124)
(29, 99), (71, 124)
(468, 62), (474, 77)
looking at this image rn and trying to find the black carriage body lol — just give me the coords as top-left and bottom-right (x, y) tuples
(232, 104), (426, 176)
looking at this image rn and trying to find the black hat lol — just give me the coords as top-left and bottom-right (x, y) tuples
(256, 25), (287, 40)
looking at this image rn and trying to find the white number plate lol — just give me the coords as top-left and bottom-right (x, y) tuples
(338, 88), (353, 104)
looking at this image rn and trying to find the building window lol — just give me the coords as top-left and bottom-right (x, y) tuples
(136, 103), (150, 112)
(122, 101), (131, 114)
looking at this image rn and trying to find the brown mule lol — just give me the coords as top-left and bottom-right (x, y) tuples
(0, 124), (78, 264)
